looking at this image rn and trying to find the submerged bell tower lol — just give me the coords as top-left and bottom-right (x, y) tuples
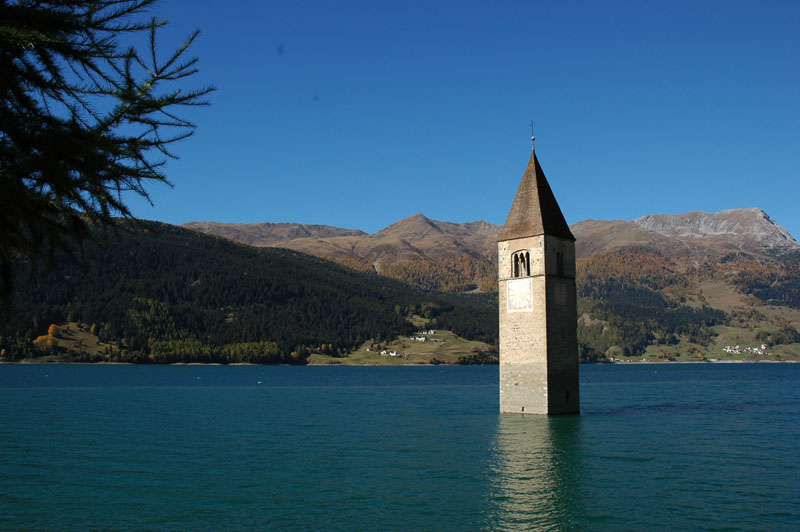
(498, 136), (579, 415)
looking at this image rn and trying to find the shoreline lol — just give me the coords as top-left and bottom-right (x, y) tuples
(1, 359), (796, 366)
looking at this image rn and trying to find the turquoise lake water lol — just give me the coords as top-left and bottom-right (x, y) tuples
(0, 363), (797, 531)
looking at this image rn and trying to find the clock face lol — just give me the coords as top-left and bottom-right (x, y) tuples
(507, 278), (533, 312)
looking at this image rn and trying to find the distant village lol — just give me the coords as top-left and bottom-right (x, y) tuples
(366, 330), (442, 357)
(410, 330), (438, 342)
(608, 343), (772, 364)
(722, 344), (768, 356)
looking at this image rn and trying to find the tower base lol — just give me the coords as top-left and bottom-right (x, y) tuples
(500, 363), (579, 415)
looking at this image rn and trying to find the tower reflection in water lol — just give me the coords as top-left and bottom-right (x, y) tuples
(485, 414), (585, 531)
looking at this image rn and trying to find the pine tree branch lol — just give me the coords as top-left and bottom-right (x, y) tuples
(0, 0), (216, 303)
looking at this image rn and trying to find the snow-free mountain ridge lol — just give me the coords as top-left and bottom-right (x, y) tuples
(184, 208), (799, 272)
(635, 208), (797, 254)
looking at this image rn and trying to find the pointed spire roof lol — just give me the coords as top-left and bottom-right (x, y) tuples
(499, 140), (575, 242)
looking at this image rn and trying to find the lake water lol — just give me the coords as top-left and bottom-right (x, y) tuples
(0, 363), (797, 531)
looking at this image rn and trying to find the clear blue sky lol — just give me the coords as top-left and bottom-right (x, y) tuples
(126, 0), (800, 239)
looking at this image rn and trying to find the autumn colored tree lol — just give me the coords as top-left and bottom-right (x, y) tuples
(32, 334), (57, 352)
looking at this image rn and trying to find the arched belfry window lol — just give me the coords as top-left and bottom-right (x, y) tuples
(511, 251), (531, 278)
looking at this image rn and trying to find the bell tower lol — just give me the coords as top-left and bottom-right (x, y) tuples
(498, 137), (579, 415)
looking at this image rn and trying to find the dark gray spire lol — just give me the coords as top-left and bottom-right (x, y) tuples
(499, 144), (575, 242)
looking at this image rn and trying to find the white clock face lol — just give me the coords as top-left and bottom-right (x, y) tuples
(507, 278), (533, 312)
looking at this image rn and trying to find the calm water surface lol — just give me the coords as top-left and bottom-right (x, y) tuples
(0, 364), (797, 531)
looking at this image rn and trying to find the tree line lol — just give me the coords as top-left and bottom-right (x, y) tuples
(1, 223), (426, 362)
(2, 221), (758, 365)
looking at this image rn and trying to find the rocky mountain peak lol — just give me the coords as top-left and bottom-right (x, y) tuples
(634, 208), (798, 254)
(375, 213), (439, 238)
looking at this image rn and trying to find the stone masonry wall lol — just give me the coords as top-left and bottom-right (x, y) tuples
(499, 235), (579, 414)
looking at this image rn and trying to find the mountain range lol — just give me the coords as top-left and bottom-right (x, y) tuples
(185, 207), (800, 288)
(576, 207), (799, 260)
(3, 208), (799, 364)
(184, 214), (500, 272)
(185, 208), (800, 351)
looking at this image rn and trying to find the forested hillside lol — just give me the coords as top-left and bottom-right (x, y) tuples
(4, 218), (799, 365)
(0, 222), (491, 364)
(576, 248), (726, 359)
(381, 254), (496, 292)
(574, 246), (800, 360)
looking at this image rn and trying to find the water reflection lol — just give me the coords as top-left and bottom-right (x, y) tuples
(484, 415), (585, 531)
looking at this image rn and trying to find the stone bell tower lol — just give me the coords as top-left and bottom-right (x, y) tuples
(498, 137), (579, 415)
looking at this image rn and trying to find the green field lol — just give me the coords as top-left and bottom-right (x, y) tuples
(7, 322), (121, 363)
(307, 329), (495, 365)
(6, 317), (493, 366)
(636, 324), (800, 362)
(8, 319), (799, 366)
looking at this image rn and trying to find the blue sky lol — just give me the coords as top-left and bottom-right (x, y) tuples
(126, 0), (800, 238)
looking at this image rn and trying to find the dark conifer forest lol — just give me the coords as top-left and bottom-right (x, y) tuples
(0, 222), (488, 363)
(0, 222), (742, 364)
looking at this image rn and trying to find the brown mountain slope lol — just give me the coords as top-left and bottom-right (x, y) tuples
(181, 221), (367, 247)
(184, 214), (502, 285)
(572, 208), (800, 262)
(183, 207), (799, 295)
(183, 209), (800, 359)
(571, 220), (687, 260)
(572, 210), (800, 328)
